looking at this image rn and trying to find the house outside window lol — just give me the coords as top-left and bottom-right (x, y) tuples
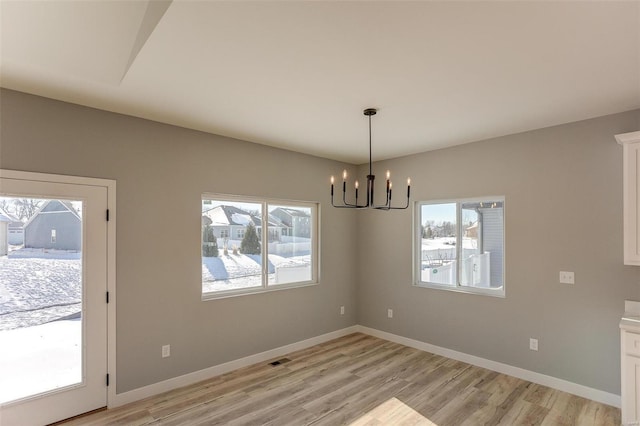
(51, 229), (56, 244)
(201, 195), (318, 299)
(415, 197), (504, 297)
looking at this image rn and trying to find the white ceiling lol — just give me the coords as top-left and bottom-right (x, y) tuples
(1, 1), (639, 164)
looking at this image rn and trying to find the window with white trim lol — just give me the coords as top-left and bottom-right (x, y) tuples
(201, 195), (318, 298)
(415, 198), (504, 297)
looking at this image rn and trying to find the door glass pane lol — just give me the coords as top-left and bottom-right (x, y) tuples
(267, 205), (313, 285)
(0, 197), (83, 403)
(201, 199), (263, 293)
(420, 203), (456, 286)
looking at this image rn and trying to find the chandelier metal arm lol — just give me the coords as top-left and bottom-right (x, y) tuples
(330, 108), (411, 210)
(330, 180), (369, 208)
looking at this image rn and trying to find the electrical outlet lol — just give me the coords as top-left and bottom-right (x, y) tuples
(559, 271), (575, 284)
(529, 338), (538, 351)
(162, 345), (171, 358)
(387, 309), (393, 319)
(340, 306), (345, 315)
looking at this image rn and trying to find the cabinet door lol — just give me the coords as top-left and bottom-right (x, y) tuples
(617, 131), (640, 265)
(623, 354), (640, 424)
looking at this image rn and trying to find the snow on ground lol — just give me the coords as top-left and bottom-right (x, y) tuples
(1, 303), (81, 331)
(421, 237), (477, 250)
(0, 252), (81, 331)
(7, 247), (81, 260)
(202, 253), (310, 292)
(0, 248), (310, 402)
(0, 250), (84, 404)
(420, 238), (479, 267)
(0, 319), (81, 404)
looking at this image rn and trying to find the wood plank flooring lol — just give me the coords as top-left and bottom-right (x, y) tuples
(59, 333), (620, 425)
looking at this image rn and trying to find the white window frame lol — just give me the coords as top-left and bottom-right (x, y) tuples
(414, 197), (505, 298)
(201, 193), (319, 300)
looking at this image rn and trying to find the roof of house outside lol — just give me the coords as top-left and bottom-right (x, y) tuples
(203, 205), (282, 228)
(272, 207), (310, 218)
(24, 200), (81, 228)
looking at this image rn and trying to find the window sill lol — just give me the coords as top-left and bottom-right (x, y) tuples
(414, 282), (505, 298)
(202, 280), (319, 301)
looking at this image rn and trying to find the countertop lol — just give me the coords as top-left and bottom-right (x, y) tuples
(621, 300), (640, 332)
(621, 315), (640, 332)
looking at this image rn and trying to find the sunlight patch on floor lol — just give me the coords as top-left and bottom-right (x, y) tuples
(349, 397), (438, 425)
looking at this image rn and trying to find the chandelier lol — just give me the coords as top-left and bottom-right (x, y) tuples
(331, 108), (411, 210)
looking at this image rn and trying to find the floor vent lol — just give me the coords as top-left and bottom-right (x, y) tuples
(270, 358), (291, 366)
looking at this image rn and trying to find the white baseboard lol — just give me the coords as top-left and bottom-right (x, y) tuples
(356, 325), (621, 408)
(109, 325), (359, 407)
(110, 324), (620, 410)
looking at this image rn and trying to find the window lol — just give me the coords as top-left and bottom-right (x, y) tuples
(415, 198), (504, 297)
(51, 229), (57, 243)
(201, 195), (318, 298)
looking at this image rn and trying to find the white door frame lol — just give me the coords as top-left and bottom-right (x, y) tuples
(0, 169), (117, 411)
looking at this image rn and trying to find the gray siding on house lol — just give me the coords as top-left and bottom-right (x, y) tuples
(0, 209), (24, 245)
(271, 208), (311, 238)
(24, 202), (81, 251)
(480, 207), (504, 288)
(7, 227), (24, 245)
(0, 209), (20, 253)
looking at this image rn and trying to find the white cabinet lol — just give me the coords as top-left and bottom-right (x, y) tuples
(623, 353), (640, 424)
(622, 324), (640, 424)
(622, 301), (640, 425)
(616, 131), (640, 266)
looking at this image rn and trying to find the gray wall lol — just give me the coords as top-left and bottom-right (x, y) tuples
(2, 87), (639, 397)
(357, 109), (640, 395)
(0, 89), (358, 393)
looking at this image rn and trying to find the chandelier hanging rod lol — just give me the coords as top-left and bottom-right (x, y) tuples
(330, 108), (411, 210)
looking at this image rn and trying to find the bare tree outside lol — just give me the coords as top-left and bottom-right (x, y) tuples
(0, 198), (45, 221)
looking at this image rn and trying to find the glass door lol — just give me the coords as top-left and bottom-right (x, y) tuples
(0, 174), (109, 425)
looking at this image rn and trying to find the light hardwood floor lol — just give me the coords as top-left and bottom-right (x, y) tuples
(59, 333), (620, 425)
